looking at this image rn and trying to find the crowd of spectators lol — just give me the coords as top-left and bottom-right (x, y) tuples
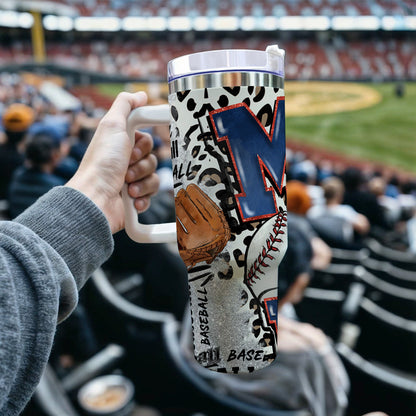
(286, 147), (416, 251)
(1, 70), (415, 260)
(0, 71), (415, 415)
(1, 35), (415, 81)
(2, 72), (415, 247)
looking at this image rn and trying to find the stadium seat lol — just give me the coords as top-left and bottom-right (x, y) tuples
(84, 268), (312, 416)
(43, 0), (416, 18)
(1, 36), (415, 81)
(0, 199), (9, 220)
(360, 256), (416, 290)
(28, 344), (126, 416)
(314, 264), (416, 320)
(295, 287), (346, 340)
(346, 297), (416, 374)
(308, 215), (354, 249)
(310, 263), (356, 292)
(336, 342), (416, 416)
(354, 266), (416, 319)
(364, 237), (416, 271)
(330, 247), (369, 265)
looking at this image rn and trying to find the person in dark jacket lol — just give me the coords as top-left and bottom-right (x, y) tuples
(342, 167), (391, 231)
(7, 133), (66, 219)
(0, 103), (35, 200)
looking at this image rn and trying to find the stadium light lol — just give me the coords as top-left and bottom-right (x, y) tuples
(57, 15), (73, 31)
(261, 16), (279, 31)
(168, 16), (192, 31)
(280, 16), (330, 30)
(0, 0), (77, 17)
(121, 16), (148, 31)
(18, 11), (33, 28)
(404, 16), (416, 30)
(193, 16), (211, 31)
(74, 16), (121, 32)
(43, 15), (74, 31)
(122, 16), (148, 31)
(381, 16), (399, 30)
(240, 16), (257, 31)
(0, 10), (22, 27)
(211, 16), (239, 31)
(303, 16), (331, 30)
(147, 16), (168, 31)
(332, 16), (380, 30)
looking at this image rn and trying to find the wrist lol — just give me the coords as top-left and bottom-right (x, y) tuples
(65, 171), (114, 228)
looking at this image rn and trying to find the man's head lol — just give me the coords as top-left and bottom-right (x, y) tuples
(25, 134), (64, 171)
(2, 103), (35, 133)
(322, 176), (345, 204)
(2, 103), (35, 146)
(286, 180), (312, 215)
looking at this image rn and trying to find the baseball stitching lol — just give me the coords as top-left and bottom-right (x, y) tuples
(246, 209), (287, 286)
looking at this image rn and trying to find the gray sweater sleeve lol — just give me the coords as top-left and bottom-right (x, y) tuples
(0, 186), (114, 416)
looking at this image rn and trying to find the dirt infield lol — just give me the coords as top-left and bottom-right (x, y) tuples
(90, 80), (382, 116)
(74, 81), (411, 177)
(285, 81), (382, 117)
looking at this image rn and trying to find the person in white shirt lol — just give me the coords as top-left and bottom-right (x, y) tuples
(308, 176), (370, 244)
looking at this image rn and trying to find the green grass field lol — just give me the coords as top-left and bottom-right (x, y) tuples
(286, 82), (416, 175)
(97, 81), (416, 174)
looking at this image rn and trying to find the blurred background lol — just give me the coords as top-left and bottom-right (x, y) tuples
(1, 1), (416, 416)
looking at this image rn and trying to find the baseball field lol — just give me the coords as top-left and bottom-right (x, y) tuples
(286, 81), (416, 176)
(97, 81), (416, 175)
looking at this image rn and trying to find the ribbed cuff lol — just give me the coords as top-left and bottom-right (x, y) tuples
(16, 186), (114, 290)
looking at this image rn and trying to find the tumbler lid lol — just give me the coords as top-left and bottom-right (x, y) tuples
(168, 45), (285, 83)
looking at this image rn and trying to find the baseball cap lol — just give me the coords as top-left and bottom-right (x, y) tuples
(2, 103), (35, 133)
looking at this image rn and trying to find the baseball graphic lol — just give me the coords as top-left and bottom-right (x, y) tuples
(244, 205), (288, 333)
(175, 184), (231, 269)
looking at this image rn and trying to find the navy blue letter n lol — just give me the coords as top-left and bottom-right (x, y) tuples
(210, 98), (286, 222)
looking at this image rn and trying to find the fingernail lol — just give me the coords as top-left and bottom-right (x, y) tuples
(133, 184), (141, 195)
(136, 198), (145, 211)
(127, 168), (135, 181)
(133, 147), (142, 159)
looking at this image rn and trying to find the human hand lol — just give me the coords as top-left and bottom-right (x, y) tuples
(66, 91), (159, 234)
(278, 315), (328, 351)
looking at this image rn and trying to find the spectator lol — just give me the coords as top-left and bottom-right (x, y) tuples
(7, 133), (67, 219)
(287, 152), (325, 208)
(152, 122), (174, 193)
(286, 180), (332, 270)
(147, 97), (173, 194)
(0, 103), (34, 200)
(407, 208), (416, 254)
(69, 115), (99, 164)
(341, 167), (390, 231)
(368, 176), (401, 227)
(278, 217), (314, 318)
(29, 114), (79, 181)
(308, 176), (370, 247)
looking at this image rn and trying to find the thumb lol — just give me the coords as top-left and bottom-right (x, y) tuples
(105, 91), (148, 126)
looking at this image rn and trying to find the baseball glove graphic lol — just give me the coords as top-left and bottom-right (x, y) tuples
(175, 184), (231, 268)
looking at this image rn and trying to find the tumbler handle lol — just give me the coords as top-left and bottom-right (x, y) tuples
(123, 104), (177, 243)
